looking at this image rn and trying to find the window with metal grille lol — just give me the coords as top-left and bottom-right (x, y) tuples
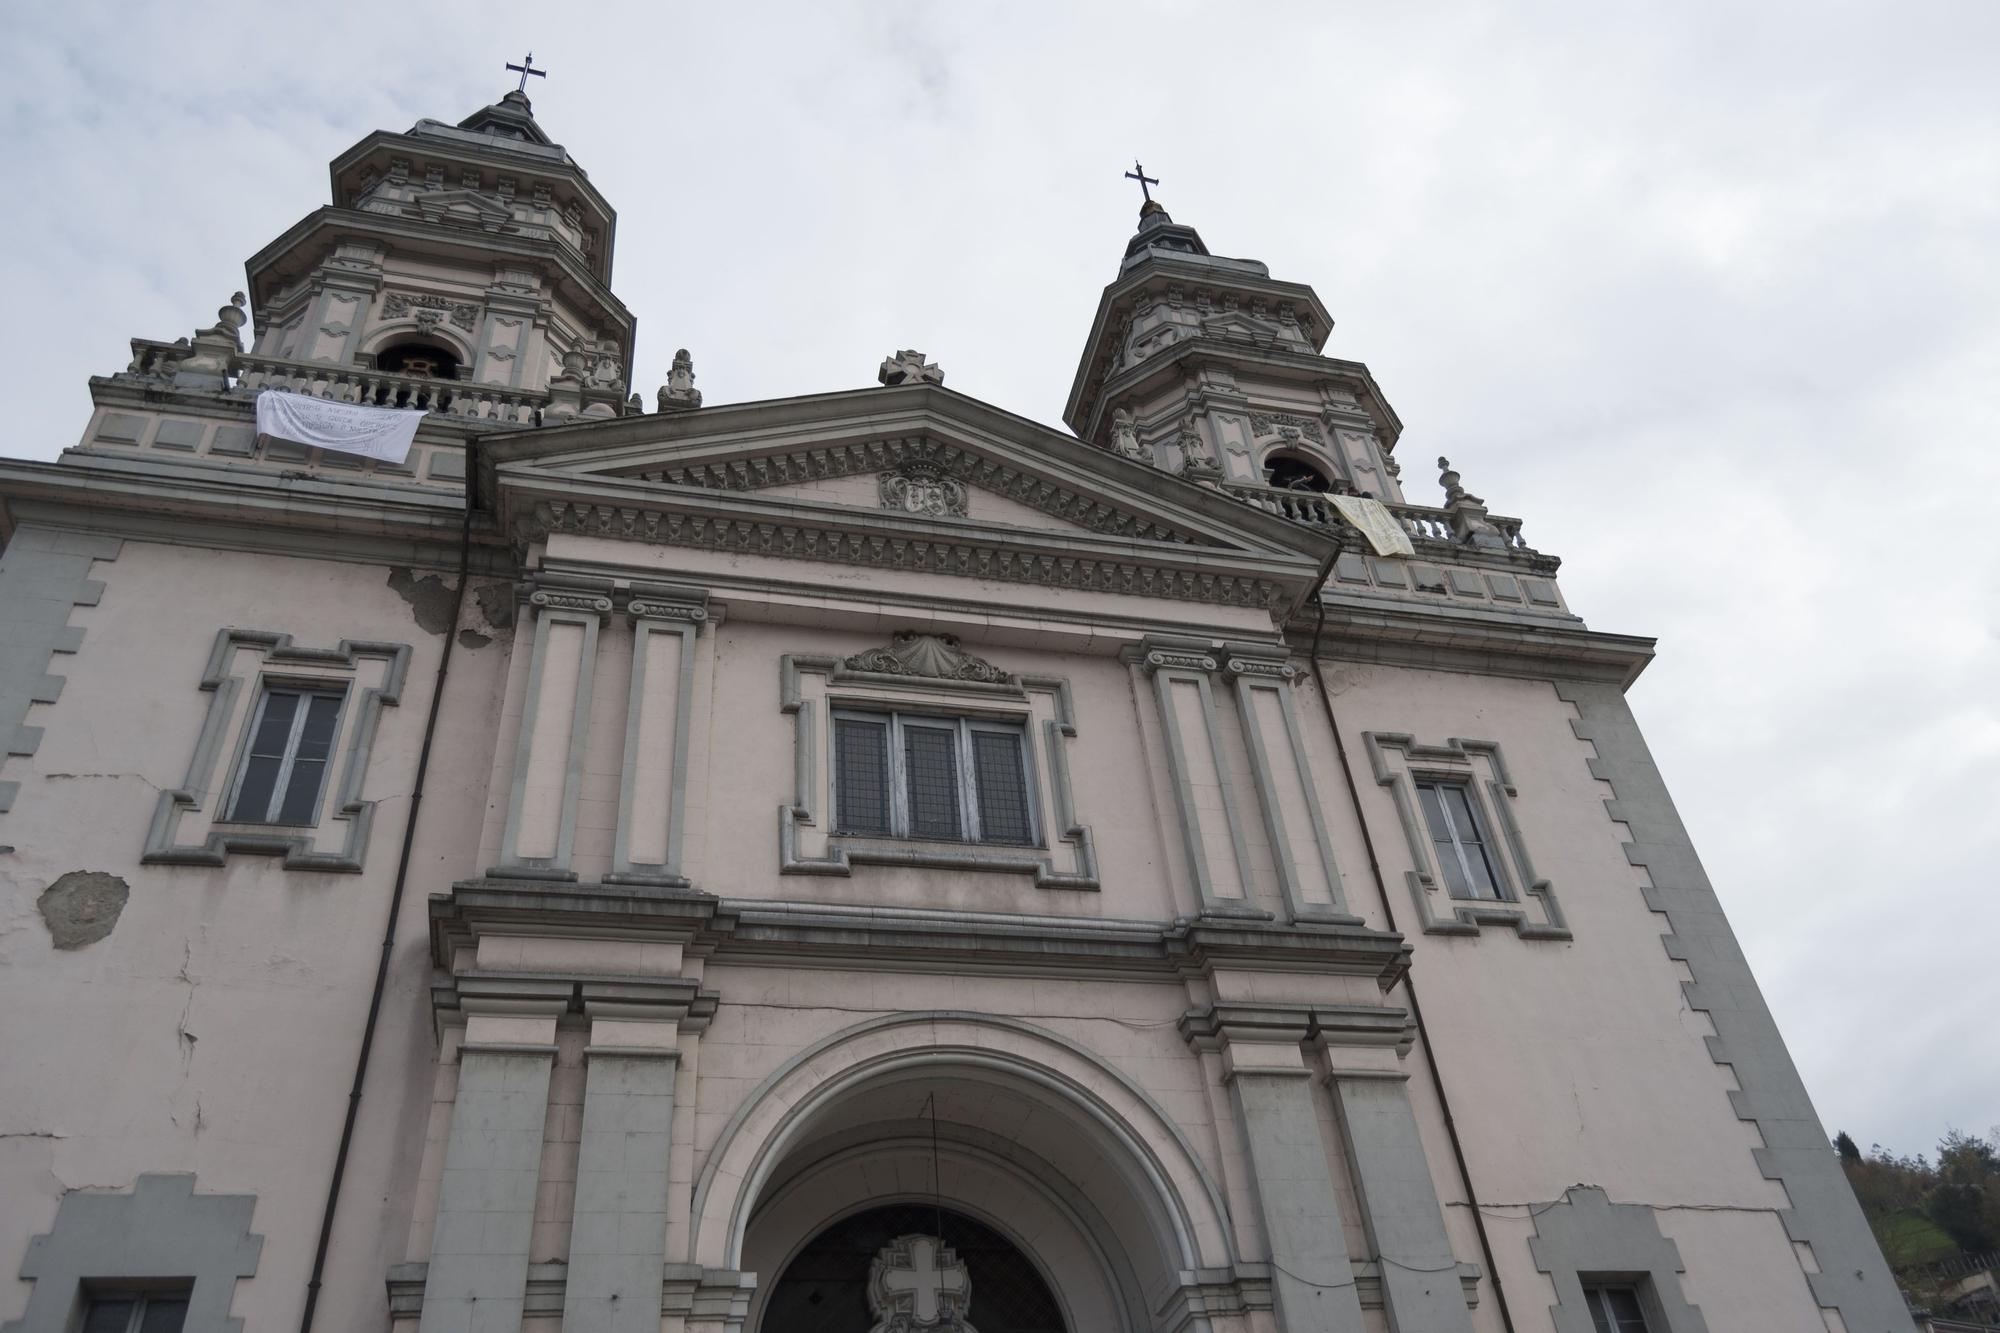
(1583, 1284), (1654, 1333)
(81, 1292), (191, 1333)
(226, 686), (346, 825)
(1415, 779), (1507, 900)
(832, 710), (1036, 846)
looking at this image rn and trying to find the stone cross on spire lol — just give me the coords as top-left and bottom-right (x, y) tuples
(1124, 159), (1160, 204)
(505, 52), (547, 94)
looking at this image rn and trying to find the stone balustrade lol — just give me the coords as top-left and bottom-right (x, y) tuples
(1221, 480), (1531, 552)
(231, 354), (548, 426)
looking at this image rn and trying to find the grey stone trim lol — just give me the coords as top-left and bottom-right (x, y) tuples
(1301, 593), (1652, 688)
(1326, 1073), (1476, 1332)
(776, 656), (1099, 890)
(418, 1048), (558, 1333)
(509, 472), (1305, 616)
(608, 586), (709, 886)
(688, 1009), (1237, 1275)
(1134, 639), (1262, 916)
(494, 576), (611, 879)
(1554, 681), (1914, 1331)
(389, 1262), (755, 1323)
(1363, 732), (1571, 940)
(1228, 1069), (1368, 1332)
(1527, 1186), (1708, 1333)
(142, 629), (411, 873)
(0, 526), (122, 814)
(3, 1173), (262, 1333)
(564, 1051), (681, 1333)
(1222, 646), (1360, 924)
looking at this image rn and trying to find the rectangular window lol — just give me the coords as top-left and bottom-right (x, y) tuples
(83, 1293), (191, 1333)
(1584, 1284), (1652, 1333)
(1415, 779), (1505, 900)
(832, 710), (1035, 846)
(226, 686), (345, 825)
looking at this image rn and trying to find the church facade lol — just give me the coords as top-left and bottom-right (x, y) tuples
(0, 86), (1908, 1333)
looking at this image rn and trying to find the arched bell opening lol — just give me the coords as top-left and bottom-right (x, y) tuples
(366, 339), (463, 410)
(1262, 449), (1335, 492)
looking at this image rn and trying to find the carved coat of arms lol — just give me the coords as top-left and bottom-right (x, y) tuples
(879, 463), (969, 518)
(868, 1234), (977, 1333)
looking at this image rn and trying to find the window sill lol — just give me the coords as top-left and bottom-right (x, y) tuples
(780, 825), (1096, 892)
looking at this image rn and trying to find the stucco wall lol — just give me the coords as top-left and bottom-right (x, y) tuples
(0, 535), (513, 1333)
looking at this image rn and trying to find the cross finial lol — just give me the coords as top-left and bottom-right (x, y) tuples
(1124, 158), (1159, 204)
(505, 52), (547, 93)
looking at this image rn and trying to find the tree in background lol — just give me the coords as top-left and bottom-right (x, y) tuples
(1838, 1126), (2000, 1312)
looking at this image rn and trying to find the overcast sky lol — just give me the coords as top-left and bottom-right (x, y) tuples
(8, 3), (1996, 1158)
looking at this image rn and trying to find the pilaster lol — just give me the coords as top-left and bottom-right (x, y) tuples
(418, 990), (566, 1333)
(607, 585), (711, 887)
(495, 574), (614, 880)
(1316, 1034), (1475, 1333)
(1130, 637), (1264, 919)
(564, 980), (712, 1333)
(1183, 1005), (1367, 1333)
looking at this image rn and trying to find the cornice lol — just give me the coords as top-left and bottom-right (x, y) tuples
(243, 206), (633, 363)
(498, 466), (1315, 615)
(1075, 335), (1405, 447)
(0, 455), (499, 570)
(1296, 593), (1657, 688)
(327, 125), (616, 224)
(478, 382), (1335, 558)
(426, 879), (1411, 988)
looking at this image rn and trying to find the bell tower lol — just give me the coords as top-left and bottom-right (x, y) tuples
(240, 77), (635, 413)
(1065, 194), (1406, 501)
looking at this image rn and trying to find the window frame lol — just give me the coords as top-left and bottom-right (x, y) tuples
(1582, 1281), (1656, 1333)
(1413, 776), (1510, 902)
(829, 706), (1040, 848)
(221, 679), (349, 827)
(80, 1287), (193, 1333)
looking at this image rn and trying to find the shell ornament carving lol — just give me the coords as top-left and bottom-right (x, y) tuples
(842, 632), (1011, 685)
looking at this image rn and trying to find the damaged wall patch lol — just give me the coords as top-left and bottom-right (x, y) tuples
(38, 870), (129, 949)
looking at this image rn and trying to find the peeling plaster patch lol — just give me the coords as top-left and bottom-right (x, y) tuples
(473, 580), (517, 631)
(37, 871), (128, 949)
(457, 628), (492, 650)
(387, 567), (456, 635)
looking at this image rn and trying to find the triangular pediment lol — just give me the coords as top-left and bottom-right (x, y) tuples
(1198, 310), (1286, 346)
(482, 384), (1333, 612)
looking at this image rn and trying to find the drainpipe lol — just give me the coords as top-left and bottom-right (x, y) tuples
(299, 440), (479, 1333)
(1302, 546), (1519, 1333)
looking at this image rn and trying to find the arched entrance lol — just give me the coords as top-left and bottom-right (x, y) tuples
(761, 1203), (1065, 1333)
(695, 1014), (1239, 1333)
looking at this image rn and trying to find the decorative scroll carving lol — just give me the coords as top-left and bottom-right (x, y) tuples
(1143, 647), (1219, 673)
(879, 461), (969, 518)
(383, 292), (479, 332)
(528, 588), (613, 616)
(1249, 412), (1327, 445)
(843, 631), (1010, 684)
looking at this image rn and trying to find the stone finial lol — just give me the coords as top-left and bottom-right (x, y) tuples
(216, 292), (248, 337)
(658, 347), (703, 411)
(1437, 455), (1480, 506)
(1437, 455), (1506, 548)
(878, 349), (944, 387)
(1109, 405), (1146, 461)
